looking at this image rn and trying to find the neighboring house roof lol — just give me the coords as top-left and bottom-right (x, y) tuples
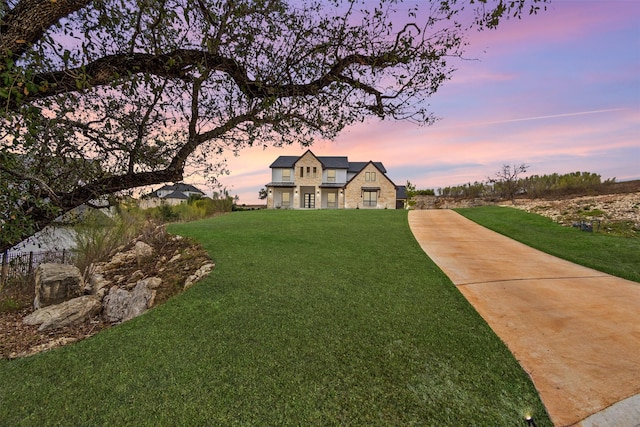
(164, 190), (189, 200)
(157, 183), (205, 194)
(146, 182), (205, 199)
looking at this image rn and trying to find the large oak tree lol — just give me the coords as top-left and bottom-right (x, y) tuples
(0, 0), (546, 251)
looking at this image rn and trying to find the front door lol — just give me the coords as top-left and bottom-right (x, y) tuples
(304, 193), (315, 208)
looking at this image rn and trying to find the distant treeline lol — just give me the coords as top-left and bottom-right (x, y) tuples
(427, 172), (615, 199)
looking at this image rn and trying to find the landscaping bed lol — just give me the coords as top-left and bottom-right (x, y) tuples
(0, 229), (212, 359)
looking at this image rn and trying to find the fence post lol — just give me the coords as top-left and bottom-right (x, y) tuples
(27, 251), (34, 280)
(1, 250), (7, 290)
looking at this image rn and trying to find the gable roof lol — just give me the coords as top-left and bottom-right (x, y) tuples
(346, 161), (396, 187)
(156, 183), (204, 194)
(269, 150), (380, 171)
(164, 190), (189, 200)
(347, 161), (387, 174)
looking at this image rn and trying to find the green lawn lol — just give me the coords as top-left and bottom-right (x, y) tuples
(456, 206), (640, 283)
(0, 210), (551, 426)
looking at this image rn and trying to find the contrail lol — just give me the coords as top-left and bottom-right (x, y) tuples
(484, 108), (625, 125)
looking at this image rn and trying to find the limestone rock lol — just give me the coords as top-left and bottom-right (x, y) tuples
(184, 263), (215, 290)
(129, 270), (145, 283)
(88, 272), (111, 295)
(104, 252), (135, 271)
(24, 295), (101, 331)
(138, 277), (162, 289)
(34, 263), (84, 309)
(124, 282), (154, 321)
(135, 241), (154, 262)
(102, 281), (155, 323)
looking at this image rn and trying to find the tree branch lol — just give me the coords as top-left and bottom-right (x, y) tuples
(0, 0), (91, 59)
(14, 49), (403, 110)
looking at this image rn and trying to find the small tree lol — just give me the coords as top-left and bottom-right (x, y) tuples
(489, 164), (529, 202)
(405, 181), (417, 208)
(258, 188), (268, 200)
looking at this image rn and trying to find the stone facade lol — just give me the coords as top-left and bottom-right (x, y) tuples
(344, 163), (397, 209)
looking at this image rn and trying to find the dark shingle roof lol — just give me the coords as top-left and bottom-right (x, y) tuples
(269, 156), (300, 168)
(270, 155), (350, 169)
(164, 190), (189, 199)
(156, 183), (204, 194)
(266, 182), (296, 187)
(318, 156), (349, 169)
(348, 161), (387, 174)
(396, 185), (407, 199)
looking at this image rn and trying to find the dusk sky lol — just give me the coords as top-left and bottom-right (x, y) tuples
(197, 0), (640, 204)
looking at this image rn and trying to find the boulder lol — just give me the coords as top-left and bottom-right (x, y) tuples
(135, 241), (154, 263)
(24, 295), (101, 331)
(124, 281), (154, 321)
(102, 287), (130, 323)
(34, 263), (84, 309)
(102, 280), (155, 323)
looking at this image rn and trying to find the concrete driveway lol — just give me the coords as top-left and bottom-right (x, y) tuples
(408, 210), (640, 427)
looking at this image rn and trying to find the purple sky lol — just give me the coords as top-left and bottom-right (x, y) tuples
(198, 1), (640, 204)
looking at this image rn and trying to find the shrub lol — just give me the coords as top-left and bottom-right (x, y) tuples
(73, 209), (141, 280)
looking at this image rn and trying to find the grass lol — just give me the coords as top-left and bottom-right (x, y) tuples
(456, 206), (640, 283)
(0, 210), (551, 426)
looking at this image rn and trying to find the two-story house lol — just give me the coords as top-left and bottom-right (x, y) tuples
(265, 150), (405, 209)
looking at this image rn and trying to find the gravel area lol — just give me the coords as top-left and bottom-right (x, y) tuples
(509, 192), (639, 235)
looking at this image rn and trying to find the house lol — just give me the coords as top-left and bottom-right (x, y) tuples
(140, 183), (205, 208)
(265, 150), (405, 209)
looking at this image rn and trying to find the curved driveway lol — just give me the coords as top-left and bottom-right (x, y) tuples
(408, 210), (640, 427)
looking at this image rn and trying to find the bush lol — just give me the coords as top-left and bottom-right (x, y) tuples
(73, 209), (142, 280)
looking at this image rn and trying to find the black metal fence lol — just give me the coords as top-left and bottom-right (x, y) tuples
(1, 249), (76, 289)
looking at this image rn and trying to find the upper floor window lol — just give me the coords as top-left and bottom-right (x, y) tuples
(300, 167), (304, 177)
(313, 166), (317, 178)
(365, 171), (376, 182)
(282, 169), (291, 181)
(327, 169), (336, 183)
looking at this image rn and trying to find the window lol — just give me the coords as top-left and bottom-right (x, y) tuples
(313, 166), (317, 178)
(300, 167), (304, 177)
(281, 192), (290, 207)
(327, 169), (336, 183)
(327, 192), (336, 208)
(282, 169), (291, 181)
(363, 190), (377, 207)
(365, 171), (376, 182)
